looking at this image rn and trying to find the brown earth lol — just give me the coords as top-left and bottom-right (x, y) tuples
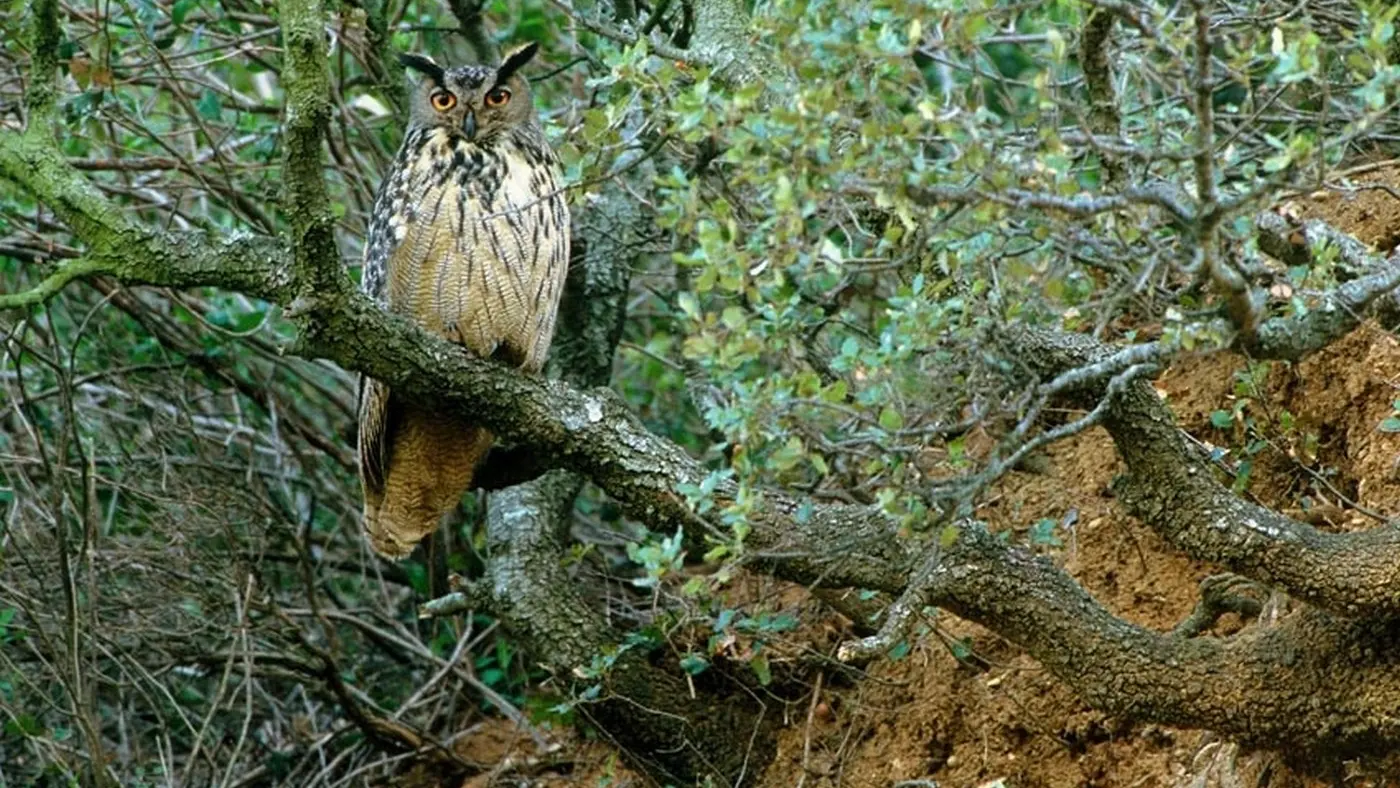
(439, 163), (1400, 786)
(754, 165), (1400, 788)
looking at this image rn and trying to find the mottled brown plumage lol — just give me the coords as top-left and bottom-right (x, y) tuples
(358, 43), (569, 558)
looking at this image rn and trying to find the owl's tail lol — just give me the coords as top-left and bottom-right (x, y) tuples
(363, 406), (492, 559)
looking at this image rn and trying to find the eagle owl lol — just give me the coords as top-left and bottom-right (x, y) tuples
(358, 42), (569, 558)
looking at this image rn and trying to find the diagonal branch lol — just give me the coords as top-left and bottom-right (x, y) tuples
(925, 519), (1400, 753)
(1008, 324), (1400, 619)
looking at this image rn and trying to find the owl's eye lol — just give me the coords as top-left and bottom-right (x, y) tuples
(484, 87), (512, 108)
(430, 90), (457, 111)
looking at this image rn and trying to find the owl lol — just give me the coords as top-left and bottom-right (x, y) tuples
(357, 42), (570, 559)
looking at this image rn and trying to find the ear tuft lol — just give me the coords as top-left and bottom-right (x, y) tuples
(397, 53), (445, 85)
(496, 42), (540, 83)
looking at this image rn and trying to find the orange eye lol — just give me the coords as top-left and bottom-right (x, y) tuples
(430, 90), (457, 111)
(484, 87), (511, 107)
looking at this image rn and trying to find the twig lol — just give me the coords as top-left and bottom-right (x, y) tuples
(795, 671), (824, 788)
(0, 258), (107, 310)
(1173, 574), (1267, 637)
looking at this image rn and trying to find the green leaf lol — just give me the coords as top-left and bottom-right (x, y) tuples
(1210, 410), (1233, 429)
(1380, 417), (1400, 433)
(4, 714), (42, 737)
(878, 407), (904, 431)
(1029, 518), (1062, 547)
(939, 524), (960, 549)
(679, 653), (709, 675)
(196, 90), (223, 120)
(171, 0), (198, 25)
(720, 305), (747, 331)
(676, 291), (700, 320)
(749, 653), (771, 686)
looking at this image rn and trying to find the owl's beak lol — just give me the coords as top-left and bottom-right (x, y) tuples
(463, 110), (477, 141)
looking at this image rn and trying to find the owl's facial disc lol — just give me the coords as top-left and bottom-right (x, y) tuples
(402, 48), (540, 140)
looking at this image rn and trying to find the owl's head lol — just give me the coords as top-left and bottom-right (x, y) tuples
(398, 43), (541, 143)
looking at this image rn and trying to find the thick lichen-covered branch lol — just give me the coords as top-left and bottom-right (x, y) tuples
(25, 0), (62, 120)
(1009, 324), (1400, 618)
(1251, 212), (1400, 360)
(0, 133), (298, 304)
(279, 0), (342, 294)
(689, 0), (770, 82)
(925, 520), (1400, 753)
(1079, 8), (1123, 184)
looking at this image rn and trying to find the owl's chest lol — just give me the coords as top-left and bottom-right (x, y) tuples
(409, 135), (549, 211)
(380, 135), (567, 335)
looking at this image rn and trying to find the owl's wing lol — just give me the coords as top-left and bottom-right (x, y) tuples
(357, 161), (410, 499)
(357, 375), (396, 500)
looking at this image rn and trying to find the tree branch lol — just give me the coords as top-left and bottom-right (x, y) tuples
(1250, 212), (1400, 360)
(279, 0), (342, 296)
(444, 0), (497, 63)
(0, 258), (105, 309)
(925, 519), (1400, 754)
(25, 0), (61, 121)
(1079, 7), (1123, 184)
(1008, 324), (1400, 619)
(0, 132), (297, 303)
(549, 0), (697, 64)
(907, 182), (1196, 226)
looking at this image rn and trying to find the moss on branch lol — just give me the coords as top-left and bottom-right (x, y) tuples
(25, 0), (61, 120)
(0, 257), (105, 309)
(1009, 324), (1400, 619)
(278, 0), (342, 294)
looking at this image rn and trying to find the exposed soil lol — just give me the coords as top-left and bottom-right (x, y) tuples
(1284, 161), (1400, 253)
(755, 164), (1400, 788)
(444, 164), (1400, 786)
